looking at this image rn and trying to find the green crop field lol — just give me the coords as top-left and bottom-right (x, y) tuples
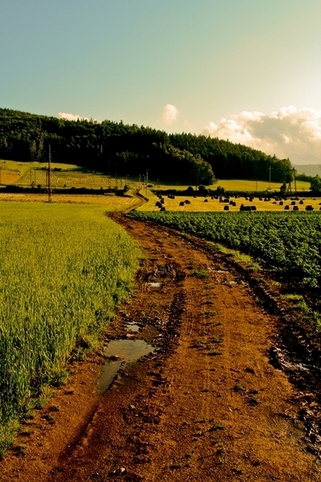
(0, 203), (141, 456)
(130, 210), (321, 290)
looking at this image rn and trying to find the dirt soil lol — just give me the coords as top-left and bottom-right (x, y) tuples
(1, 214), (320, 482)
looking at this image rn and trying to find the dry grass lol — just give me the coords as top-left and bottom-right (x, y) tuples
(139, 193), (321, 212)
(153, 179), (311, 192)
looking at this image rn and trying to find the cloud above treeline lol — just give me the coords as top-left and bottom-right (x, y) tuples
(162, 104), (179, 125)
(58, 112), (91, 121)
(203, 106), (321, 165)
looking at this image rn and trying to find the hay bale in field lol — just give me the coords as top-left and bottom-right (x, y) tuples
(284, 205), (290, 210)
(179, 201), (185, 206)
(224, 205), (229, 211)
(306, 205), (314, 211)
(293, 205), (299, 211)
(160, 206), (166, 211)
(185, 199), (191, 204)
(279, 201), (283, 205)
(240, 205), (253, 211)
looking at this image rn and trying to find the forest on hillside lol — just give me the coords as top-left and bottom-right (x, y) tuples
(0, 108), (293, 185)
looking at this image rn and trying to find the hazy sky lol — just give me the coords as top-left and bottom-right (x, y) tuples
(1, 0), (321, 164)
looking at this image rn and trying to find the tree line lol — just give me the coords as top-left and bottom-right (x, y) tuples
(0, 108), (293, 185)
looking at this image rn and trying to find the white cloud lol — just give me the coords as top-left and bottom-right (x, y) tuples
(57, 112), (91, 122)
(162, 104), (179, 125)
(203, 106), (321, 164)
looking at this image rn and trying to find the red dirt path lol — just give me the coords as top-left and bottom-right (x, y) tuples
(0, 214), (320, 481)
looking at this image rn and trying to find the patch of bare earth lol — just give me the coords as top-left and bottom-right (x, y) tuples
(0, 214), (320, 481)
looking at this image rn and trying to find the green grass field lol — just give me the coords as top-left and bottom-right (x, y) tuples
(0, 203), (141, 456)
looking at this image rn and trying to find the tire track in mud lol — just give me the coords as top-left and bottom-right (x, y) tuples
(115, 216), (319, 482)
(47, 217), (321, 481)
(1, 214), (320, 482)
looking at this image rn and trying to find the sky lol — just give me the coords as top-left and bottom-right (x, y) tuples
(1, 0), (321, 165)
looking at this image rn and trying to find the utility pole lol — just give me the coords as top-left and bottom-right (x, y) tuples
(292, 168), (297, 193)
(146, 169), (148, 195)
(48, 145), (52, 202)
(268, 164), (272, 189)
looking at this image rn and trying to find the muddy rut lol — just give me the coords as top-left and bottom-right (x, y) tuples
(1, 214), (320, 481)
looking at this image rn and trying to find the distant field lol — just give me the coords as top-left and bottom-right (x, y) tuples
(0, 160), (129, 189)
(0, 159), (313, 196)
(213, 179), (310, 192)
(0, 168), (20, 184)
(153, 179), (310, 192)
(0, 159), (80, 183)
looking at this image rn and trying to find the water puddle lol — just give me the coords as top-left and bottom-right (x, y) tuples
(99, 339), (155, 393)
(126, 321), (140, 332)
(210, 269), (228, 273)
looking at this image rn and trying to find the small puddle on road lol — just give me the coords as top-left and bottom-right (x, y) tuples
(147, 282), (162, 288)
(126, 321), (140, 332)
(99, 339), (155, 393)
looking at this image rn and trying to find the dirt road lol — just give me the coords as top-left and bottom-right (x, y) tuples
(1, 214), (320, 481)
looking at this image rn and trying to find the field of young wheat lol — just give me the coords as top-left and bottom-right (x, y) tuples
(0, 203), (141, 456)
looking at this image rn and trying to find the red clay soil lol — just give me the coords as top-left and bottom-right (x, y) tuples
(1, 214), (320, 481)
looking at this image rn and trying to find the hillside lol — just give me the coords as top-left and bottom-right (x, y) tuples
(0, 107), (292, 185)
(294, 164), (321, 177)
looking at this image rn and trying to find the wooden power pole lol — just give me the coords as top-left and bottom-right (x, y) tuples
(48, 145), (52, 202)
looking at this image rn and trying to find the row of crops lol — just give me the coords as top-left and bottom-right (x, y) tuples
(130, 211), (321, 289)
(0, 203), (141, 456)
